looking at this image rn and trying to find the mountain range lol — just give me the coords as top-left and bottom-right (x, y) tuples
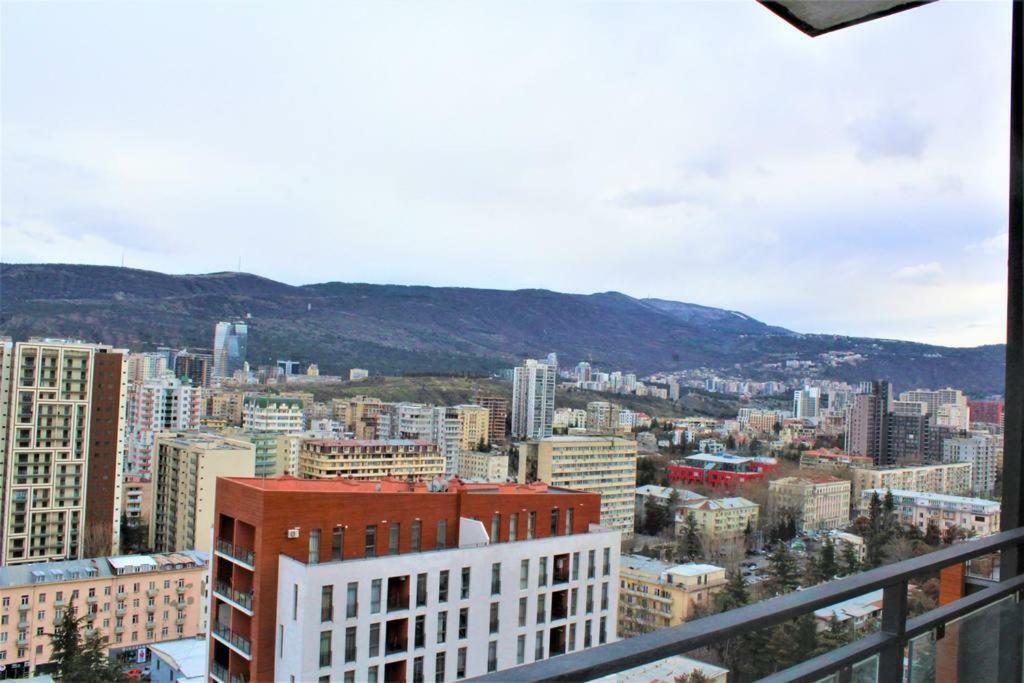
(0, 263), (1006, 395)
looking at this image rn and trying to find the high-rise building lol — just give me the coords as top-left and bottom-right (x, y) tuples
(886, 401), (932, 465)
(575, 362), (592, 384)
(511, 360), (556, 439)
(125, 375), (203, 477)
(845, 380), (892, 465)
(474, 396), (509, 445)
(172, 349), (214, 387)
(899, 387), (968, 419)
(943, 434), (999, 496)
(585, 401), (620, 433)
(125, 352), (169, 384)
(149, 432), (256, 553)
(0, 338), (128, 564)
(453, 404), (490, 452)
(299, 439), (445, 480)
(967, 400), (1004, 426)
(208, 477), (619, 682)
(792, 387), (822, 420)
(212, 321), (248, 380)
(517, 436), (637, 535)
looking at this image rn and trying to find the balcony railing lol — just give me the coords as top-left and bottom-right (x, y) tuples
(210, 661), (229, 683)
(215, 539), (255, 568)
(471, 526), (1024, 682)
(212, 623), (252, 657)
(214, 580), (253, 612)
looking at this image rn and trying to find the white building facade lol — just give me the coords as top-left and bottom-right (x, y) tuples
(511, 360), (556, 440)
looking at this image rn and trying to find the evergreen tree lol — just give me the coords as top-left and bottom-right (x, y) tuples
(882, 489), (897, 535)
(715, 571), (749, 613)
(49, 610), (125, 683)
(815, 615), (853, 655)
(803, 552), (824, 587)
(839, 542), (861, 576)
(818, 538), (839, 580)
(765, 541), (800, 595)
(865, 491), (887, 568)
(677, 513), (704, 562)
(764, 614), (818, 673)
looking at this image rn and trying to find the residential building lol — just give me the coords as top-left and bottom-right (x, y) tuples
(298, 439), (444, 481)
(845, 380), (892, 465)
(967, 400), (1004, 426)
(0, 551), (208, 678)
(215, 428), (292, 478)
(208, 477), (619, 683)
(899, 387), (969, 425)
(242, 396), (304, 433)
(768, 476), (851, 531)
(634, 486), (706, 523)
(860, 489), (1001, 536)
(585, 402), (620, 433)
(738, 409), (788, 435)
(457, 451), (509, 482)
(474, 396), (509, 445)
(667, 453), (777, 488)
(212, 322), (247, 381)
(813, 589), (883, 632)
(886, 403), (932, 465)
(511, 360), (556, 439)
(205, 390), (245, 426)
(125, 375), (203, 477)
(799, 448), (873, 472)
(517, 436), (638, 535)
(453, 404), (490, 452)
(338, 396), (385, 440)
(122, 476), (153, 538)
(126, 352), (169, 384)
(792, 386), (822, 420)
(676, 497), (760, 550)
(553, 407), (588, 431)
(349, 368), (369, 381)
(617, 555), (726, 637)
(149, 433), (256, 553)
(0, 338), (128, 563)
(943, 434), (999, 497)
(172, 350), (213, 388)
(849, 462), (974, 502)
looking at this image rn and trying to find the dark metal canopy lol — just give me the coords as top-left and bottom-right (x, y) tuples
(760, 0), (936, 36)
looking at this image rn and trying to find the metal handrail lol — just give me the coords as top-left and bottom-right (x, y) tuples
(470, 527), (1024, 682)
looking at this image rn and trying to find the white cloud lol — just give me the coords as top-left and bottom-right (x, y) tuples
(893, 262), (945, 283)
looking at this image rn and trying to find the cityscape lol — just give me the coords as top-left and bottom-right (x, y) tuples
(1, 1), (1020, 683)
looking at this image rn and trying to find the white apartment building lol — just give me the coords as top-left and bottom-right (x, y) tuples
(511, 360), (556, 439)
(768, 476), (851, 531)
(242, 395), (304, 432)
(849, 462), (974, 501)
(861, 489), (1001, 536)
(792, 387), (822, 420)
(943, 434), (999, 497)
(457, 451), (510, 482)
(899, 388), (970, 429)
(274, 520), (620, 682)
(126, 375), (203, 477)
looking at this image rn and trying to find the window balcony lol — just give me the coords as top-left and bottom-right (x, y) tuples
(212, 623), (251, 659)
(214, 580), (253, 613)
(215, 539), (255, 569)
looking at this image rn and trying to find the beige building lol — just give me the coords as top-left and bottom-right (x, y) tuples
(0, 551), (208, 677)
(298, 439), (444, 480)
(517, 436), (638, 535)
(618, 555), (726, 636)
(677, 497), (760, 550)
(149, 433), (255, 553)
(453, 404), (490, 451)
(850, 462), (973, 501)
(769, 476), (851, 531)
(336, 396), (384, 438)
(204, 390), (244, 425)
(122, 476), (153, 535)
(861, 489), (1001, 536)
(456, 450), (509, 481)
(0, 338), (128, 564)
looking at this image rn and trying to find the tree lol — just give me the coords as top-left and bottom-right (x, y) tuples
(816, 615), (853, 655)
(677, 513), (704, 562)
(641, 502), (671, 536)
(674, 669), (710, 683)
(715, 571), (749, 613)
(943, 524), (969, 545)
(725, 434), (737, 450)
(839, 541), (861, 576)
(765, 541), (800, 595)
(818, 538), (839, 580)
(49, 609), (125, 683)
(476, 437), (489, 452)
(865, 491), (888, 568)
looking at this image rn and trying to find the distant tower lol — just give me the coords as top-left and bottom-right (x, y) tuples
(212, 321), (248, 380)
(511, 359), (556, 439)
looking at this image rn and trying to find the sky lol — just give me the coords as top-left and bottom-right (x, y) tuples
(1, 1), (1012, 347)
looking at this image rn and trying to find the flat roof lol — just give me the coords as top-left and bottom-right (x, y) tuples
(222, 476), (589, 496)
(684, 453), (751, 464)
(0, 551), (208, 589)
(148, 638), (208, 678)
(304, 439), (435, 447)
(862, 488), (1001, 508)
(590, 655), (728, 682)
(666, 563), (726, 577)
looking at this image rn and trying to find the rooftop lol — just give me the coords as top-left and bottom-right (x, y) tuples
(861, 488), (1002, 508)
(223, 475), (583, 496)
(683, 453), (751, 465)
(589, 654), (728, 682)
(148, 638), (208, 680)
(0, 551), (208, 589)
(681, 496), (758, 512)
(304, 438), (436, 447)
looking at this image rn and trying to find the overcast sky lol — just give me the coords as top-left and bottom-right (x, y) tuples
(1, 1), (1012, 347)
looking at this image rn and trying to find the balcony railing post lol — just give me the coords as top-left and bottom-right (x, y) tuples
(877, 580), (908, 683)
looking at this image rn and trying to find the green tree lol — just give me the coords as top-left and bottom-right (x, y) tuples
(677, 513), (704, 562)
(865, 491), (888, 568)
(815, 615), (853, 655)
(674, 670), (710, 683)
(476, 437), (489, 452)
(49, 609), (125, 683)
(642, 502), (671, 536)
(765, 541), (800, 595)
(839, 541), (861, 576)
(818, 538), (839, 580)
(715, 571), (749, 613)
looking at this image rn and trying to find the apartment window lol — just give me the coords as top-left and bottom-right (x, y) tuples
(520, 559), (529, 589)
(460, 567), (470, 599)
(586, 586), (594, 614)
(536, 595), (546, 623)
(331, 526), (344, 561)
(435, 652), (446, 683)
(487, 641), (498, 672)
(437, 610), (447, 644)
(550, 509), (559, 535)
(569, 623), (577, 651)
(437, 520), (447, 549)
(489, 602), (499, 634)
(458, 607), (468, 639)
(309, 528), (321, 564)
(509, 513), (518, 542)
(411, 520), (422, 553)
(389, 523), (400, 555)
(320, 585), (333, 622)
(369, 623), (380, 657)
(538, 557), (548, 586)
(603, 547), (611, 576)
(279, 624), (284, 658)
(344, 626), (356, 662)
(413, 656), (424, 683)
(599, 616), (607, 644)
(371, 579), (382, 614)
(491, 514), (501, 543)
(517, 634), (526, 664)
(584, 620), (592, 648)
(415, 615), (425, 648)
(518, 597), (527, 627)
(491, 562), (501, 595)
(566, 507), (574, 535)
(439, 570), (449, 603)
(535, 631), (544, 660)
(293, 584), (299, 620)
(456, 647), (467, 679)
(346, 582), (358, 618)
(588, 550), (596, 579)
(601, 582), (609, 611)
(319, 630), (332, 667)
(368, 667), (379, 683)
(365, 525), (377, 558)
(572, 552), (580, 581)
(571, 588), (579, 615)
(414, 572), (427, 607)
(345, 674), (355, 683)
(527, 511), (536, 539)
